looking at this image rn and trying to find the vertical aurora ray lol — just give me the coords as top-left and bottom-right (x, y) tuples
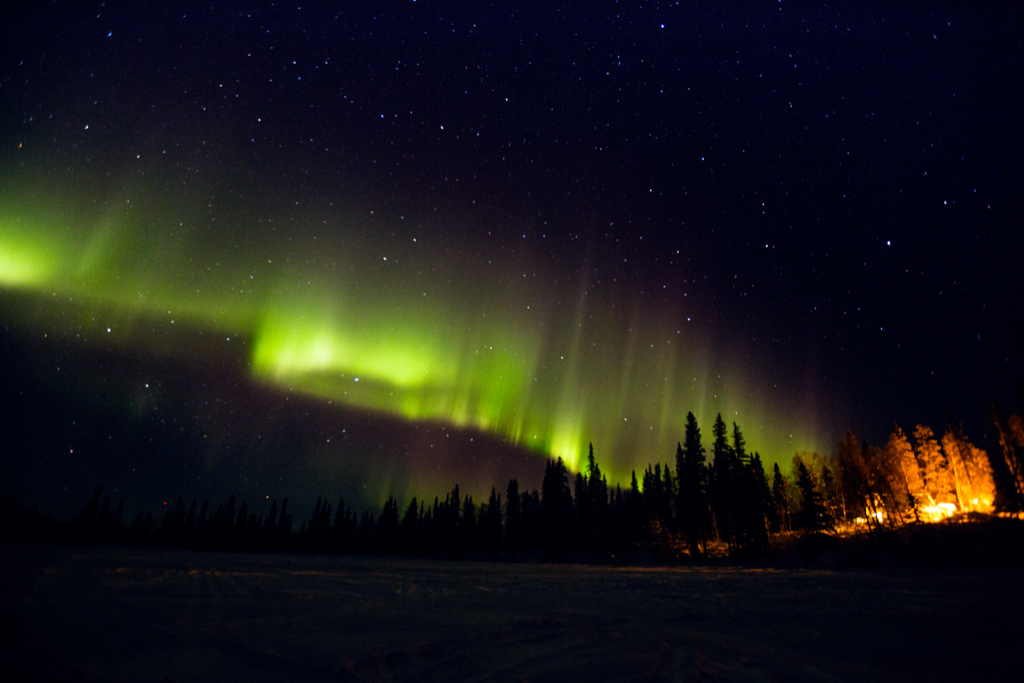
(0, 186), (829, 483)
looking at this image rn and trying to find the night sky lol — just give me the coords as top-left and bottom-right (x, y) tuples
(2, 3), (1022, 517)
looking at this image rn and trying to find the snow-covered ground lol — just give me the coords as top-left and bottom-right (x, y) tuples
(3, 544), (1021, 682)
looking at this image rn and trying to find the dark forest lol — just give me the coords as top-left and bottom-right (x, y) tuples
(6, 408), (1024, 567)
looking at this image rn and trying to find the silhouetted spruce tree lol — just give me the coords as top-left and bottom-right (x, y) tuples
(207, 496), (235, 548)
(521, 488), (542, 552)
(400, 497), (421, 554)
(593, 478), (610, 551)
(419, 502), (434, 554)
(734, 454), (771, 553)
(733, 422), (748, 465)
(728, 422), (749, 538)
(542, 457), (573, 560)
(182, 499), (197, 544)
(460, 495), (477, 553)
(94, 495), (111, 541)
(571, 443), (609, 555)
(75, 484), (105, 543)
(587, 444), (609, 548)
(264, 499), (279, 546)
(306, 497), (334, 550)
(424, 496), (439, 555)
(236, 506), (258, 549)
(235, 500), (252, 548)
(277, 498), (293, 545)
(642, 462), (677, 551)
(484, 487), (502, 555)
(676, 412), (709, 556)
(200, 500), (217, 547)
(795, 460), (831, 532)
(332, 498), (354, 553)
(625, 470), (645, 543)
(505, 479), (522, 556)
(771, 463), (791, 532)
(607, 484), (627, 555)
(430, 493), (446, 554)
(415, 499), (427, 553)
(642, 463), (666, 524)
(478, 498), (490, 548)
(709, 414), (737, 547)
(641, 465), (655, 519)
(660, 464), (675, 523)
(727, 427), (770, 555)
(424, 497), (442, 554)
(444, 485), (461, 553)
(320, 498), (331, 536)
(194, 499), (210, 545)
(574, 470), (589, 545)
(376, 497), (400, 554)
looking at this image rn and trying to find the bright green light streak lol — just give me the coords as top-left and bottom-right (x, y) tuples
(252, 311), (451, 388)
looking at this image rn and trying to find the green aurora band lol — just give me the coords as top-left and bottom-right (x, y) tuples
(0, 185), (829, 481)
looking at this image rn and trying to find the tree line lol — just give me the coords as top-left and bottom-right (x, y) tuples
(785, 406), (1024, 534)
(4, 406), (1024, 562)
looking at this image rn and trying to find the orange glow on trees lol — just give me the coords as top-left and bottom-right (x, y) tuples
(831, 421), (997, 528)
(941, 424), (996, 514)
(914, 425), (955, 509)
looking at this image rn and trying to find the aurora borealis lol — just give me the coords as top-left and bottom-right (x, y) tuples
(0, 178), (822, 487)
(2, 3), (1021, 514)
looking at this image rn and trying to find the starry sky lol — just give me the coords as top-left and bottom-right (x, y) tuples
(2, 2), (1022, 517)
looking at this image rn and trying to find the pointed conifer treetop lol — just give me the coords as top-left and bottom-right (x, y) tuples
(586, 442), (605, 492)
(683, 412), (706, 465)
(712, 413), (732, 464)
(733, 422), (747, 464)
